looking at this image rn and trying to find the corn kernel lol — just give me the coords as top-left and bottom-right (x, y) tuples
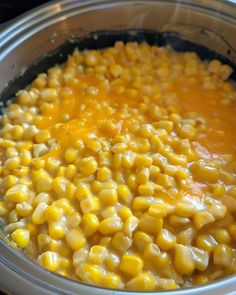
(174, 244), (195, 275)
(99, 217), (122, 235)
(89, 245), (108, 264)
(119, 255), (143, 277)
(126, 273), (155, 291)
(133, 231), (153, 251)
(11, 228), (30, 248)
(156, 229), (176, 250)
(76, 262), (103, 285)
(139, 213), (163, 234)
(41, 251), (60, 271)
(99, 188), (118, 206)
(112, 231), (132, 252)
(5, 184), (28, 203)
(66, 228), (86, 250)
(80, 197), (100, 214)
(213, 244), (233, 267)
(81, 213), (99, 237)
(102, 273), (123, 289)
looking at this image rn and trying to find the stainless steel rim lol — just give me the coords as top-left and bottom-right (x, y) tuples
(0, 0), (236, 294)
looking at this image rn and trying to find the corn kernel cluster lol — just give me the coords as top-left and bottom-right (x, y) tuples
(0, 41), (236, 291)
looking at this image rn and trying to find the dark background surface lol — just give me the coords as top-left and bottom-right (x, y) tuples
(0, 0), (53, 24)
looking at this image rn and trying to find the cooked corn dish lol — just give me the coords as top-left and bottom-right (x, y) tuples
(1, 41), (236, 290)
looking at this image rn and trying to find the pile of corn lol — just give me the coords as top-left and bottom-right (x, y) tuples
(0, 41), (236, 290)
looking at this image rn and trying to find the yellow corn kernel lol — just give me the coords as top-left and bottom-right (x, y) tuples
(174, 244), (195, 275)
(5, 184), (28, 203)
(105, 252), (120, 271)
(143, 243), (161, 260)
(139, 213), (163, 234)
(79, 157), (97, 176)
(178, 124), (196, 139)
(156, 120), (173, 133)
(211, 229), (231, 244)
(64, 148), (78, 163)
(6, 147), (18, 158)
(73, 248), (89, 266)
(102, 273), (123, 289)
(133, 231), (153, 251)
(11, 228), (30, 248)
(52, 176), (68, 196)
(33, 192), (50, 206)
(41, 251), (60, 271)
(118, 207), (132, 221)
(169, 215), (190, 227)
(31, 158), (45, 169)
(89, 245), (108, 264)
(137, 168), (150, 184)
(5, 157), (20, 170)
(45, 205), (63, 222)
(112, 231), (132, 252)
(52, 198), (73, 213)
(110, 64), (123, 77)
(126, 273), (155, 291)
(4, 175), (18, 190)
(35, 129), (50, 143)
(150, 135), (164, 151)
(48, 223), (65, 239)
(191, 163), (219, 183)
(75, 183), (91, 201)
(16, 202), (33, 217)
(123, 216), (139, 237)
(32, 202), (48, 224)
(101, 206), (116, 219)
(168, 153), (187, 166)
(175, 202), (195, 218)
(148, 203), (168, 218)
(149, 165), (160, 180)
(99, 188), (117, 206)
(81, 213), (99, 237)
(196, 234), (217, 252)
(66, 228), (86, 250)
(193, 211), (215, 230)
(99, 217), (122, 235)
(211, 183), (225, 198)
(117, 184), (132, 203)
(213, 244), (233, 267)
(208, 203), (226, 220)
(132, 197), (151, 211)
(40, 88), (57, 102)
(12, 125), (24, 140)
(97, 167), (112, 182)
(0, 201), (8, 216)
(80, 197), (100, 214)
(138, 183), (154, 196)
(111, 143), (127, 153)
(76, 262), (103, 285)
(135, 155), (153, 167)
(156, 173), (175, 188)
(127, 174), (137, 191)
(190, 246), (209, 271)
(119, 255), (143, 277)
(156, 229), (176, 250)
(65, 164), (77, 179)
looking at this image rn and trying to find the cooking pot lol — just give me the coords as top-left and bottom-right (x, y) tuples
(0, 1), (236, 294)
